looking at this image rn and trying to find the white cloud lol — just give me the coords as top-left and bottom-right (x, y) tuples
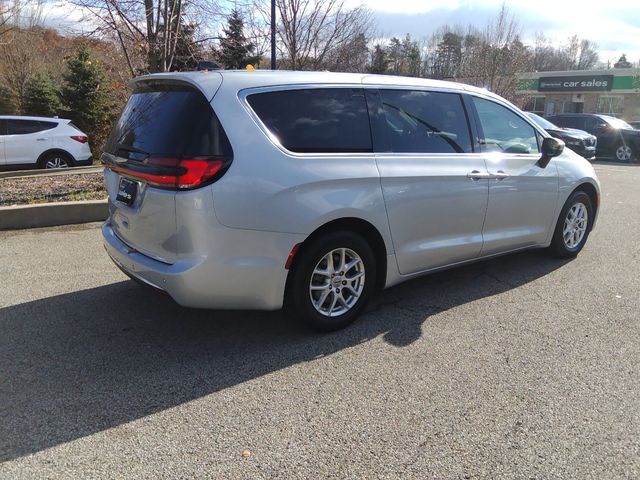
(364, 0), (640, 64)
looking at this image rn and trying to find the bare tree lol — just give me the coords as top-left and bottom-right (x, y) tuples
(256, 0), (374, 71)
(1, 0), (44, 40)
(457, 5), (532, 104)
(533, 33), (599, 71)
(69, 0), (223, 75)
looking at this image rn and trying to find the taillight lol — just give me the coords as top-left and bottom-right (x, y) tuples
(103, 156), (229, 190)
(70, 135), (88, 143)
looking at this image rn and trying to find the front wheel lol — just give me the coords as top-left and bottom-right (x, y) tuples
(549, 190), (593, 258)
(288, 231), (376, 332)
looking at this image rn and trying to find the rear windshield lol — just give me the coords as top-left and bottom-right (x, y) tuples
(247, 88), (372, 153)
(105, 82), (232, 160)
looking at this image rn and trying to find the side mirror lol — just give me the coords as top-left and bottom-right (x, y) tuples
(539, 137), (565, 168)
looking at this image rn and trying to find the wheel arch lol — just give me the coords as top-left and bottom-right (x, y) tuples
(287, 217), (389, 291)
(37, 149), (75, 167)
(572, 181), (599, 221)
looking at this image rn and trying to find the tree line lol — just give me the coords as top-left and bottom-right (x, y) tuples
(1, 0), (637, 153)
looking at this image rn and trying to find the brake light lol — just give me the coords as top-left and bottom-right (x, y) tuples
(103, 157), (228, 190)
(70, 135), (88, 143)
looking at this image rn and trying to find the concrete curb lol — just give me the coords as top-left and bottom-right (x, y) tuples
(0, 165), (102, 179)
(0, 199), (108, 230)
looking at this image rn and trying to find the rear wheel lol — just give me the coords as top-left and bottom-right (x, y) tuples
(289, 231), (376, 332)
(615, 143), (634, 163)
(549, 190), (593, 258)
(40, 152), (72, 169)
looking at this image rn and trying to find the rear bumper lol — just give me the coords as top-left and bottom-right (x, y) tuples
(102, 219), (305, 311)
(75, 156), (93, 166)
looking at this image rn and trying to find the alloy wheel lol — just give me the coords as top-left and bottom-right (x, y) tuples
(45, 156), (69, 168)
(615, 145), (632, 162)
(309, 247), (365, 317)
(563, 202), (588, 249)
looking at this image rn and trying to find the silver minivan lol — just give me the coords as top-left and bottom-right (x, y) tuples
(102, 71), (600, 331)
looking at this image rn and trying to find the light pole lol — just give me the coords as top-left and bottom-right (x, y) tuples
(270, 0), (276, 69)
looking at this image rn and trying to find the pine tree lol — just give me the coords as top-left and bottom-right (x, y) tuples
(215, 9), (260, 69)
(22, 73), (63, 117)
(0, 84), (16, 115)
(614, 54), (632, 69)
(62, 46), (114, 151)
(171, 23), (203, 71)
(369, 45), (389, 74)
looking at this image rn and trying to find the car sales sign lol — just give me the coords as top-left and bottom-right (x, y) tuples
(538, 75), (614, 92)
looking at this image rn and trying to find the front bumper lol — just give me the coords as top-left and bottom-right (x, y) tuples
(567, 144), (596, 160)
(102, 220), (305, 310)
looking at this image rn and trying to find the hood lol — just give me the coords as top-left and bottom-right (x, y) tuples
(547, 128), (593, 140)
(561, 128), (593, 139)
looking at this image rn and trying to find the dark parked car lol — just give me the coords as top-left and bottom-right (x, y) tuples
(526, 113), (596, 160)
(548, 113), (640, 162)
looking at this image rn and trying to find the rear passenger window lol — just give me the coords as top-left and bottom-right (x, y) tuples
(247, 88), (372, 153)
(377, 89), (472, 154)
(39, 121), (57, 131)
(472, 97), (539, 154)
(7, 120), (51, 135)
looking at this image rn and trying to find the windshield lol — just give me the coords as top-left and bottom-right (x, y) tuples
(526, 112), (558, 130)
(604, 116), (633, 130)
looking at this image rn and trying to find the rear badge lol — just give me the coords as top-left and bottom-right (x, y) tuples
(116, 177), (138, 206)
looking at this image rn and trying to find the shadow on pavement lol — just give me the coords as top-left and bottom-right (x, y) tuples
(0, 249), (569, 461)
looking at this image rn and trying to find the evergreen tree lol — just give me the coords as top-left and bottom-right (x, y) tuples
(402, 35), (422, 77)
(0, 84), (16, 115)
(62, 46), (114, 151)
(369, 44), (389, 74)
(22, 72), (63, 117)
(215, 9), (260, 69)
(171, 23), (204, 71)
(387, 37), (404, 74)
(614, 54), (632, 69)
(433, 32), (462, 79)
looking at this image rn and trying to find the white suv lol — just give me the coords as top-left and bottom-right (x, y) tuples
(0, 116), (93, 168)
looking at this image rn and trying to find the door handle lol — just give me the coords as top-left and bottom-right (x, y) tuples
(36, 138), (48, 141)
(491, 170), (510, 180)
(467, 170), (492, 180)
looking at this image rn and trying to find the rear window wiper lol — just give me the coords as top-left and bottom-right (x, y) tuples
(114, 143), (149, 161)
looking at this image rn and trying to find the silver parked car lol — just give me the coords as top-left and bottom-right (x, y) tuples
(102, 71), (600, 331)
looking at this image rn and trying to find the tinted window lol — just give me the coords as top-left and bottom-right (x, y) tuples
(7, 120), (53, 135)
(377, 90), (472, 153)
(555, 116), (585, 130)
(105, 82), (232, 159)
(0, 119), (7, 135)
(247, 88), (372, 153)
(473, 97), (539, 154)
(40, 121), (57, 131)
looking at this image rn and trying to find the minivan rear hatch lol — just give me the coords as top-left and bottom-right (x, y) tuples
(102, 77), (232, 264)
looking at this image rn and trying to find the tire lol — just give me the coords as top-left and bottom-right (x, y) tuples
(288, 231), (376, 332)
(40, 152), (73, 169)
(548, 190), (593, 258)
(614, 143), (635, 163)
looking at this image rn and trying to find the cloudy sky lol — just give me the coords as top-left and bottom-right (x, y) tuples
(41, 0), (640, 66)
(361, 0), (640, 65)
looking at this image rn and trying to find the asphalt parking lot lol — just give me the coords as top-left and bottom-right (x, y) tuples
(1, 163), (639, 479)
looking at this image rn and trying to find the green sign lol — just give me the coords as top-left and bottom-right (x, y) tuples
(538, 75), (613, 92)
